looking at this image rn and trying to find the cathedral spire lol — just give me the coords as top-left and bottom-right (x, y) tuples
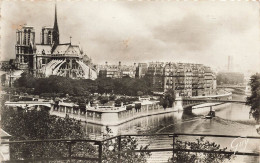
(53, 3), (59, 46)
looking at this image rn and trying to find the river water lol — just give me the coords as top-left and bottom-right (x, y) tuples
(84, 94), (260, 163)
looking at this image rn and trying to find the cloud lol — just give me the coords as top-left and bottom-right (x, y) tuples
(0, 1), (259, 72)
(153, 14), (216, 52)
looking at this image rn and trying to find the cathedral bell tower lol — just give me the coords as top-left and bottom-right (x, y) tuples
(15, 25), (36, 71)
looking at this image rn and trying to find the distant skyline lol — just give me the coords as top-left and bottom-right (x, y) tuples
(1, 1), (260, 73)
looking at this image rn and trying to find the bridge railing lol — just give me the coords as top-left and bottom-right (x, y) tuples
(179, 99), (246, 104)
(2, 133), (260, 163)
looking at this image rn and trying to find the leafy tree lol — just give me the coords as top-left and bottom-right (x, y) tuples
(109, 95), (116, 101)
(12, 73), (154, 97)
(115, 98), (123, 107)
(113, 78), (125, 95)
(102, 127), (151, 163)
(1, 106), (97, 161)
(2, 107), (86, 141)
(9, 59), (17, 70)
(14, 72), (36, 88)
(159, 89), (176, 109)
(96, 78), (115, 94)
(34, 76), (74, 95)
(160, 98), (168, 109)
(135, 103), (141, 112)
(165, 89), (176, 107)
(168, 137), (234, 163)
(80, 79), (98, 93)
(71, 96), (87, 105)
(112, 77), (151, 96)
(99, 96), (109, 105)
(246, 73), (260, 123)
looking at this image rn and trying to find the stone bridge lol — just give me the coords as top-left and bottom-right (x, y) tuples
(217, 85), (246, 89)
(5, 101), (52, 109)
(179, 99), (246, 104)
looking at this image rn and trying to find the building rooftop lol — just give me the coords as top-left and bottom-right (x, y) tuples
(35, 45), (52, 54)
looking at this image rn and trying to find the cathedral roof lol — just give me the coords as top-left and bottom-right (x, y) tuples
(35, 45), (52, 55)
(34, 43), (83, 57)
(64, 45), (81, 56)
(51, 44), (82, 57)
(52, 44), (70, 54)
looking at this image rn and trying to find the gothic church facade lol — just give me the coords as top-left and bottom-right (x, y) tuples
(15, 5), (97, 80)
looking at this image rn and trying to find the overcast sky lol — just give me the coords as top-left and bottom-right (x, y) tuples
(1, 1), (260, 73)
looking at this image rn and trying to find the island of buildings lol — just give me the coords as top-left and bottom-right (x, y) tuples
(0, 4), (216, 98)
(98, 61), (216, 97)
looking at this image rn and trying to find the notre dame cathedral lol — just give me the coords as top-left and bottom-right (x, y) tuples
(14, 5), (97, 80)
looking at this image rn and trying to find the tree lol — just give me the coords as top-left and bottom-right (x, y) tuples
(112, 77), (152, 96)
(115, 98), (123, 107)
(12, 73), (154, 98)
(79, 79), (97, 94)
(33, 76), (74, 95)
(9, 59), (17, 70)
(168, 137), (233, 163)
(135, 103), (141, 112)
(131, 79), (150, 96)
(159, 89), (176, 109)
(246, 73), (260, 123)
(102, 127), (151, 163)
(96, 78), (115, 94)
(99, 96), (109, 105)
(109, 95), (116, 101)
(14, 72), (36, 88)
(1, 106), (96, 161)
(160, 98), (168, 109)
(164, 89), (176, 107)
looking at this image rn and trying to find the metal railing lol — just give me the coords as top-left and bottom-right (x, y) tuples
(2, 139), (102, 163)
(179, 99), (246, 103)
(2, 133), (260, 163)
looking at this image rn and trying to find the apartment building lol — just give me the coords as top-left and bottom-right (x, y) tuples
(147, 62), (216, 97)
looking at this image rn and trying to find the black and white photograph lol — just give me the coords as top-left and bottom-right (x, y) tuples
(0, 0), (260, 162)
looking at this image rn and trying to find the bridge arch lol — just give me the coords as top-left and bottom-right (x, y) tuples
(5, 101), (52, 109)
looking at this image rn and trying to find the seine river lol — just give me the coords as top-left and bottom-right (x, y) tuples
(84, 94), (260, 163)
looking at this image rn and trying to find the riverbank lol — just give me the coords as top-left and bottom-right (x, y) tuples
(51, 98), (184, 126)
